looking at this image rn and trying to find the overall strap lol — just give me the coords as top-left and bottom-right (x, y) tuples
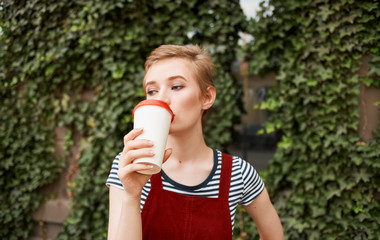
(219, 153), (233, 200)
(150, 172), (163, 189)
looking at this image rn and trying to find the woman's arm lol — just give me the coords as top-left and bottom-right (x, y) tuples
(243, 187), (284, 240)
(108, 186), (143, 240)
(107, 128), (153, 240)
(107, 128), (172, 240)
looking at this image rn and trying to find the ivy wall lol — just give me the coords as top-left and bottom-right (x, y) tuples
(2, 0), (380, 239)
(0, 0), (246, 239)
(242, 0), (380, 239)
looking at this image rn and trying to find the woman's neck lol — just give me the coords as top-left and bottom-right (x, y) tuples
(166, 126), (210, 164)
(163, 127), (214, 186)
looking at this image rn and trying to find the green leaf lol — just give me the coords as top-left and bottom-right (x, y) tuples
(352, 204), (364, 214)
(265, 122), (275, 134)
(45, 64), (57, 76)
(353, 168), (371, 183)
(277, 136), (292, 149)
(293, 74), (307, 86)
(111, 69), (124, 79)
(307, 78), (318, 87)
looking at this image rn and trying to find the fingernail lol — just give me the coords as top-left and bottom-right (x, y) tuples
(148, 140), (154, 146)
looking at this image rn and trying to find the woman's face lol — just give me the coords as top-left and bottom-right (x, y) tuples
(144, 58), (210, 134)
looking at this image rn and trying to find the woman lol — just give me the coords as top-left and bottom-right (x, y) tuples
(107, 45), (284, 239)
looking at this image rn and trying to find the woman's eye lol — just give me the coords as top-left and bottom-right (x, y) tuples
(172, 85), (183, 91)
(146, 89), (157, 95)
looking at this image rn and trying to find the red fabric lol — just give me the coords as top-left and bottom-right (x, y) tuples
(141, 153), (233, 240)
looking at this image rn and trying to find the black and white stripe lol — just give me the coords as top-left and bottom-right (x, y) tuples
(106, 150), (264, 230)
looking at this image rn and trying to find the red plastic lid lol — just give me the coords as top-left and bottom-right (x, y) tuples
(133, 99), (174, 122)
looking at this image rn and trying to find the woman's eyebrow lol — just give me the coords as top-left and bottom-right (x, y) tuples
(168, 75), (187, 81)
(144, 80), (156, 87)
(145, 75), (187, 87)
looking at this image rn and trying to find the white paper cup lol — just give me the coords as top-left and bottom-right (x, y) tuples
(132, 99), (174, 174)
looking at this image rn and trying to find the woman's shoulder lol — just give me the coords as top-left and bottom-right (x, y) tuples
(216, 149), (264, 203)
(215, 149), (256, 176)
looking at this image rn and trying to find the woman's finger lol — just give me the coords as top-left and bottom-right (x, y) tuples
(123, 128), (143, 146)
(123, 138), (154, 154)
(119, 148), (155, 168)
(118, 163), (154, 179)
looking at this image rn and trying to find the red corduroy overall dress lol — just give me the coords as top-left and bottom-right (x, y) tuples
(141, 153), (233, 240)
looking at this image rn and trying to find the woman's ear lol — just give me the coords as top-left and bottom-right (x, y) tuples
(202, 86), (216, 110)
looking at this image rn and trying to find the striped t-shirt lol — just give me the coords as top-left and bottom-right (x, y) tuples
(106, 149), (265, 230)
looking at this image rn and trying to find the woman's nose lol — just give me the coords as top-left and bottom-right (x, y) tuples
(154, 90), (170, 105)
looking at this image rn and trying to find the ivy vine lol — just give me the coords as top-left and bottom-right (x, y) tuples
(241, 0), (380, 239)
(0, 0), (247, 239)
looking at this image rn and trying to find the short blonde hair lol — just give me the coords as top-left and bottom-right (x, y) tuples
(144, 44), (215, 96)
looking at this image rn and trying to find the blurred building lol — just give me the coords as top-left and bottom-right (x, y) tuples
(229, 57), (279, 171)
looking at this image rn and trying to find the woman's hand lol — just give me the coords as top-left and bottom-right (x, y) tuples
(110, 127), (174, 240)
(117, 128), (172, 200)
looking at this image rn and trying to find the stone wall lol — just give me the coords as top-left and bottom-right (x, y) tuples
(31, 90), (93, 240)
